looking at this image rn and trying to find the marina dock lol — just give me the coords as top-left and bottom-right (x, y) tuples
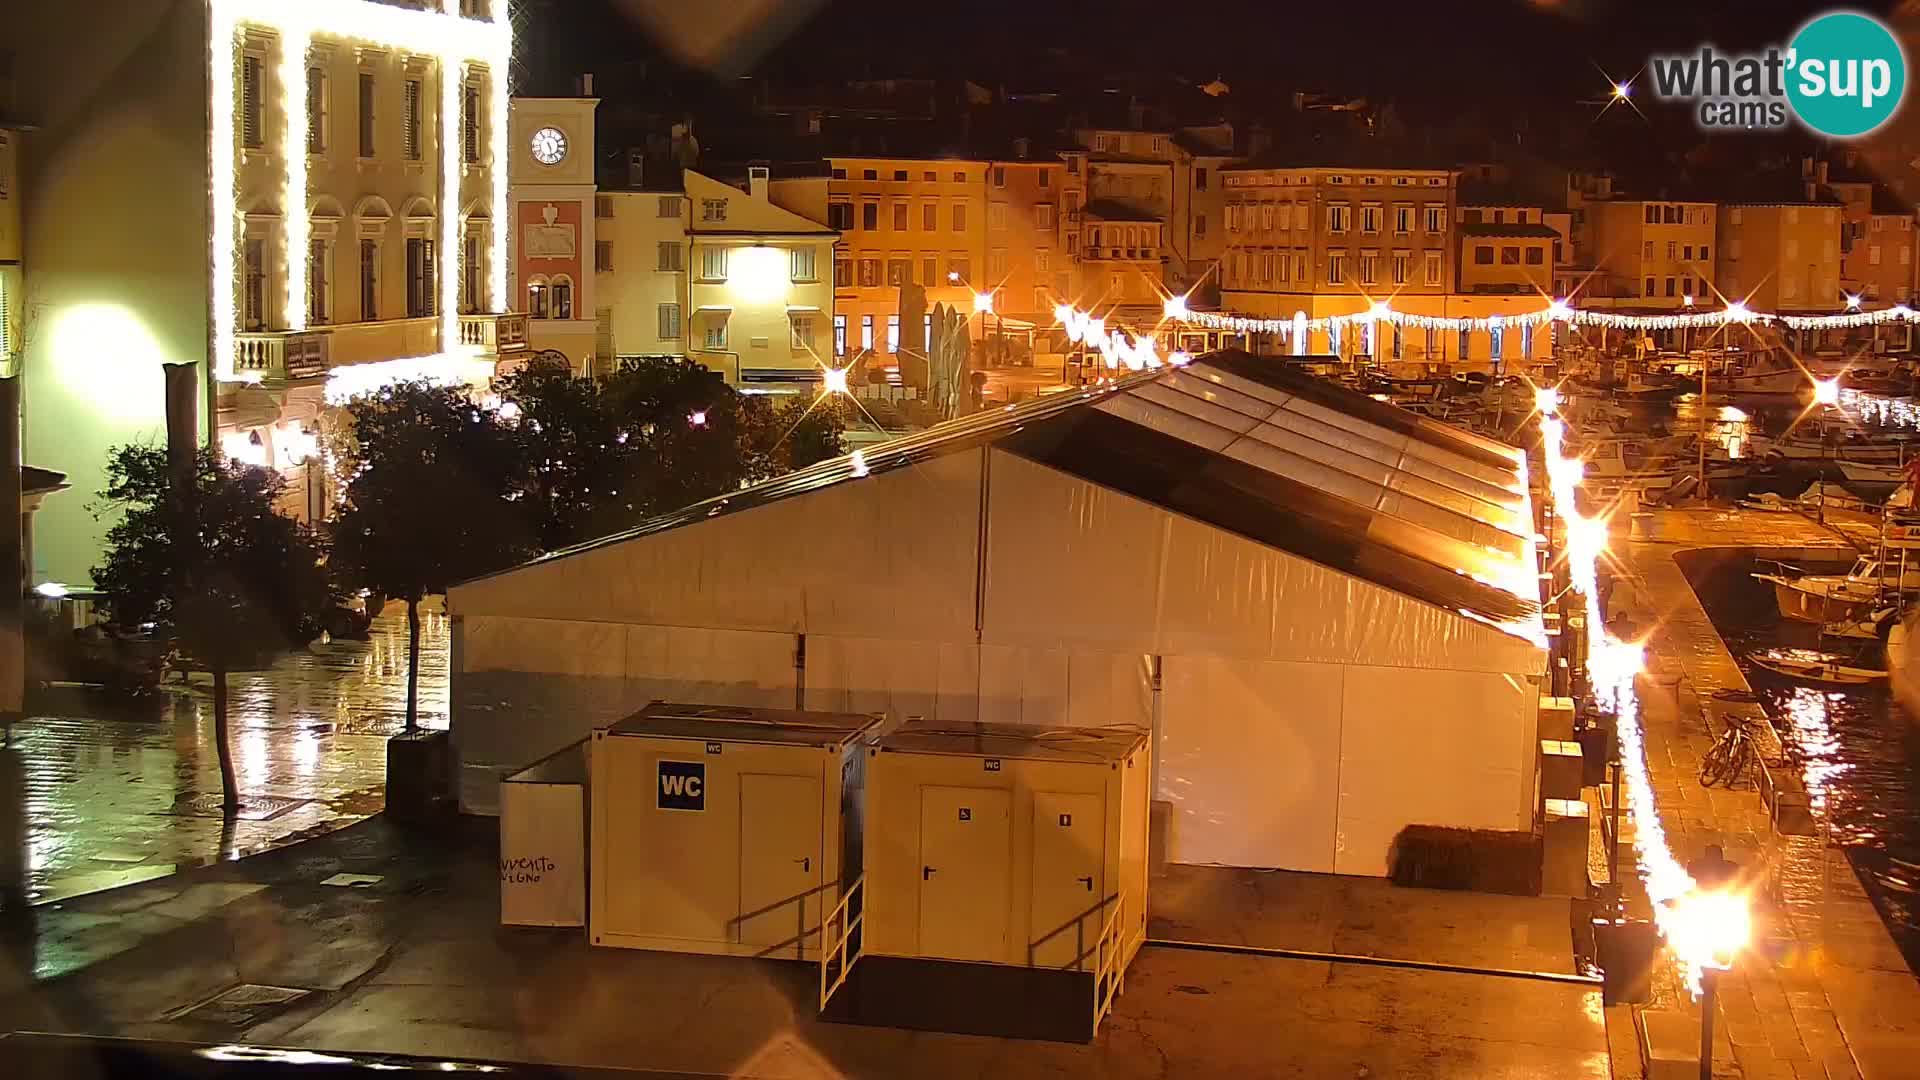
(1606, 505), (1920, 1078)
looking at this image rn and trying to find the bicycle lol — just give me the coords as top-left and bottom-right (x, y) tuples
(1699, 714), (1759, 789)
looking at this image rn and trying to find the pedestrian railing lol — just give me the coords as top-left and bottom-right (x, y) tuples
(1091, 894), (1126, 1034)
(818, 875), (864, 1011)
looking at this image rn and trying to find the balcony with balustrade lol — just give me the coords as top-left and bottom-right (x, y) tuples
(231, 312), (528, 383)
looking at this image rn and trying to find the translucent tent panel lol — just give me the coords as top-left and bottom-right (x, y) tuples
(454, 450), (982, 640)
(983, 450), (1545, 675)
(1333, 666), (1537, 876)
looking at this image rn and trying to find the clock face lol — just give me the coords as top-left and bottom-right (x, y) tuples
(530, 127), (568, 166)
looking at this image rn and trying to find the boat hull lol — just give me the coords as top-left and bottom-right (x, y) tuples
(1763, 576), (1877, 624)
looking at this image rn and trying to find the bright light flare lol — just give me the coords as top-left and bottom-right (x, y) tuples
(1163, 295), (1189, 320)
(1664, 888), (1752, 972)
(1613, 81), (1631, 98)
(1812, 377), (1841, 406)
(688, 409), (708, 427)
(973, 292), (994, 314)
(1534, 385), (1561, 416)
(1053, 303), (1075, 324)
(1846, 293), (1863, 310)
(820, 367), (849, 395)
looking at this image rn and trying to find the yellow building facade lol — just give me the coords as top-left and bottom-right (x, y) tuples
(684, 169), (838, 385)
(13, 0), (526, 583)
(1586, 199), (1717, 307)
(595, 188), (690, 365)
(1715, 201), (1844, 314)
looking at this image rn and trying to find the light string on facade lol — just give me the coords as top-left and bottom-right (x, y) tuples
(1536, 388), (1750, 996)
(209, 0), (513, 385)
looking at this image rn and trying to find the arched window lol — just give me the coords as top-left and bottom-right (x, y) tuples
(548, 275), (574, 320)
(526, 274), (550, 320)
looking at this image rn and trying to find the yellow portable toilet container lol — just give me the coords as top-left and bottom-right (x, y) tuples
(590, 702), (884, 959)
(821, 721), (1150, 1042)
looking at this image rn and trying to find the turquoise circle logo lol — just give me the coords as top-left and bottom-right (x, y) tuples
(1787, 12), (1906, 138)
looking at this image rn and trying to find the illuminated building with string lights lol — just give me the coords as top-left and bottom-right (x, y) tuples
(1217, 159), (1553, 370)
(10, 0), (521, 586)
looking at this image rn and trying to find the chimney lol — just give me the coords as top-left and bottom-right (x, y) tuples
(748, 163), (770, 201)
(1817, 160), (1829, 185)
(1801, 155), (1814, 179)
(628, 149), (645, 189)
(579, 73), (594, 97)
(1012, 136), (1031, 160)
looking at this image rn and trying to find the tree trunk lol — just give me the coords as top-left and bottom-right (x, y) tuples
(212, 665), (239, 813)
(405, 597), (421, 732)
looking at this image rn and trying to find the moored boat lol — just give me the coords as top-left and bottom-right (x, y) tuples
(1748, 646), (1888, 685)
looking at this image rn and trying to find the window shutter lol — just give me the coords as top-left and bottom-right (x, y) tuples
(463, 86), (479, 163)
(358, 72), (375, 157)
(242, 57), (263, 148)
(403, 80), (420, 160)
(423, 240), (436, 316)
(306, 69), (324, 153)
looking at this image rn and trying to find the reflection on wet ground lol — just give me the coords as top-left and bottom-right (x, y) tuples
(1714, 572), (1920, 973)
(5, 601), (448, 905)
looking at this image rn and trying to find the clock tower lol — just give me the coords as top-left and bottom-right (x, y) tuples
(509, 90), (600, 373)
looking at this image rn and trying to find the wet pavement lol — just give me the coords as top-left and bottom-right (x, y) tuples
(4, 601), (448, 906)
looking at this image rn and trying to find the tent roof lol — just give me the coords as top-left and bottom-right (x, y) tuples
(474, 351), (1541, 638)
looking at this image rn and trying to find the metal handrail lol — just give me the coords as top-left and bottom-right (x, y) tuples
(1091, 894), (1126, 1033)
(818, 875), (864, 1011)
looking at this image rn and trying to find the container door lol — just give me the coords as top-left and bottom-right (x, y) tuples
(1029, 792), (1105, 970)
(737, 773), (823, 955)
(917, 785), (1011, 962)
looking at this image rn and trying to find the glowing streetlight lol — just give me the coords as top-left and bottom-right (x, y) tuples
(33, 582), (68, 599)
(1682, 294), (1695, 307)
(1812, 377), (1841, 406)
(1534, 385), (1561, 416)
(821, 367), (850, 395)
(1547, 298), (1573, 321)
(947, 271), (961, 283)
(1163, 295), (1189, 320)
(1724, 301), (1753, 323)
(1367, 300), (1393, 321)
(973, 292), (995, 315)
(1054, 303), (1075, 324)
(688, 409), (708, 427)
(1613, 82), (1631, 99)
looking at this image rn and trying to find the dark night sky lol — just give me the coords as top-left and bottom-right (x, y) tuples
(540, 0), (1905, 105)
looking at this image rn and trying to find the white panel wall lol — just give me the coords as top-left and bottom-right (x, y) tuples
(802, 635), (979, 723)
(451, 450), (983, 641)
(981, 451), (1168, 654)
(1158, 656), (1345, 872)
(1333, 667), (1537, 876)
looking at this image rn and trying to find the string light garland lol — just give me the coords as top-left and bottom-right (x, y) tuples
(1176, 297), (1917, 340)
(209, 0), (513, 383)
(1538, 394), (1749, 997)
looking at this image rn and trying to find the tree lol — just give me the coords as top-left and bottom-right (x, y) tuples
(93, 446), (332, 812)
(331, 381), (534, 730)
(497, 358), (846, 549)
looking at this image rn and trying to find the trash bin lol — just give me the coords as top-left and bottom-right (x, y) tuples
(500, 740), (589, 928)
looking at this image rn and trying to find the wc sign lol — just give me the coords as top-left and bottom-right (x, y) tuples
(657, 760), (706, 811)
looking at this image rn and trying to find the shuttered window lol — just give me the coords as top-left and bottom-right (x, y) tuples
(358, 72), (375, 158)
(403, 80), (421, 160)
(241, 56), (264, 148)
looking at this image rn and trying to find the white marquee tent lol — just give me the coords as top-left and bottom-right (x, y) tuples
(448, 352), (1548, 876)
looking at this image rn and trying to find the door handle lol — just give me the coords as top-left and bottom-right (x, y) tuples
(795, 857), (810, 873)
(922, 866), (937, 880)
(1077, 875), (1093, 891)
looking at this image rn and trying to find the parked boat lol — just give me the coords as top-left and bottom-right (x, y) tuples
(1751, 419), (1917, 464)
(1835, 460), (1908, 497)
(1712, 354), (1814, 396)
(1748, 646), (1888, 686)
(1756, 552), (1920, 623)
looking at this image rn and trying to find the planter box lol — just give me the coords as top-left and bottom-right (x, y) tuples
(386, 730), (451, 824)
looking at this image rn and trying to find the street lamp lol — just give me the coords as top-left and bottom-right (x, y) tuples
(1665, 887), (1752, 1080)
